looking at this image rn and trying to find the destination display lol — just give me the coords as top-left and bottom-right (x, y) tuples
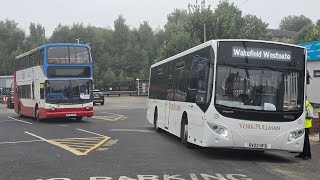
(232, 46), (292, 61)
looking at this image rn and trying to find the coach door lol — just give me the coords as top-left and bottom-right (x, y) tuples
(164, 62), (174, 129)
(167, 61), (186, 131)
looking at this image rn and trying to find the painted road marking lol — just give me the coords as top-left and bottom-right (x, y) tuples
(92, 114), (126, 121)
(35, 173), (254, 180)
(8, 116), (33, 125)
(97, 139), (119, 151)
(109, 129), (155, 133)
(0, 139), (44, 145)
(25, 131), (113, 156)
(50, 136), (110, 156)
(76, 128), (105, 137)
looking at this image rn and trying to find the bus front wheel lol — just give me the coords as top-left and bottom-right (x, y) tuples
(181, 117), (194, 148)
(35, 106), (42, 122)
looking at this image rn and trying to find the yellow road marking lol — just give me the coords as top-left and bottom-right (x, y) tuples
(25, 131), (112, 156)
(103, 139), (119, 147)
(49, 136), (110, 156)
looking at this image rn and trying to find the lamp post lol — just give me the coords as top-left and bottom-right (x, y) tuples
(136, 79), (140, 96)
(76, 38), (82, 44)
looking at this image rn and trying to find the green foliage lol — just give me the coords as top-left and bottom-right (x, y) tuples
(0, 1), (291, 88)
(0, 19), (25, 75)
(23, 22), (45, 50)
(293, 24), (320, 44)
(279, 15), (313, 32)
(158, 1), (271, 60)
(240, 15), (272, 40)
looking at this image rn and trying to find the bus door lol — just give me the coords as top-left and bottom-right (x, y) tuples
(168, 61), (186, 130)
(165, 62), (174, 129)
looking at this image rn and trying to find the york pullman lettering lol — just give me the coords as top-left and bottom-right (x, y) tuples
(239, 123), (281, 131)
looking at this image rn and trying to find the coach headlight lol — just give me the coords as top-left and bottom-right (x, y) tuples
(207, 122), (228, 138)
(86, 105), (90, 110)
(288, 129), (304, 141)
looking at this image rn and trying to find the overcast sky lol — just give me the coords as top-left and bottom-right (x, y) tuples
(0, 0), (319, 36)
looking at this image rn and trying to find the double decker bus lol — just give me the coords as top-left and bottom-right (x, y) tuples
(147, 39), (307, 152)
(14, 43), (94, 121)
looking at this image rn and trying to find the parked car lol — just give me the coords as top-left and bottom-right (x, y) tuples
(93, 89), (104, 105)
(6, 91), (14, 109)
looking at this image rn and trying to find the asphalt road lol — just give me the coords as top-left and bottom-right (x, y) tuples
(0, 97), (319, 180)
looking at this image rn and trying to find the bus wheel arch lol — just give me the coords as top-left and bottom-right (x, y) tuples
(181, 112), (193, 148)
(34, 104), (41, 122)
(18, 102), (22, 117)
(153, 106), (161, 132)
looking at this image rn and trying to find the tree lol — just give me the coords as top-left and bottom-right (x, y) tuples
(0, 19), (25, 75)
(240, 15), (272, 40)
(293, 24), (320, 44)
(158, 1), (271, 61)
(279, 15), (313, 32)
(212, 1), (243, 39)
(24, 22), (45, 50)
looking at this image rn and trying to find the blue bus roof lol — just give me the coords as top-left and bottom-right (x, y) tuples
(15, 43), (89, 59)
(298, 41), (320, 61)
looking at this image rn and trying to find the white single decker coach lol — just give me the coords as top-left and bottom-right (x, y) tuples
(147, 39), (308, 152)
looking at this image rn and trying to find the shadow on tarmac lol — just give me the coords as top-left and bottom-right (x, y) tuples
(12, 115), (90, 124)
(147, 126), (295, 164)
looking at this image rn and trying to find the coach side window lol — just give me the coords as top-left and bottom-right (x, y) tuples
(173, 61), (187, 102)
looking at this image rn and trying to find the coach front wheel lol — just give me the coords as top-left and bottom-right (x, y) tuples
(181, 118), (194, 148)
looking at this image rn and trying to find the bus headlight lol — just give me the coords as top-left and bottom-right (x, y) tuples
(86, 105), (90, 110)
(207, 122), (228, 138)
(51, 106), (56, 111)
(288, 129), (304, 141)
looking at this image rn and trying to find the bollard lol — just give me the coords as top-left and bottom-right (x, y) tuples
(2, 97), (7, 104)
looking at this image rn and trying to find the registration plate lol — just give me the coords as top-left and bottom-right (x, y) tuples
(245, 143), (270, 149)
(66, 114), (77, 117)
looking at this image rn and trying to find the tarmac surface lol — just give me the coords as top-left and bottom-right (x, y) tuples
(0, 97), (319, 180)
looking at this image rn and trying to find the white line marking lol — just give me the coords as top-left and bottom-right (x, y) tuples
(0, 139), (44, 145)
(102, 112), (117, 115)
(25, 131), (49, 141)
(109, 129), (155, 133)
(8, 116), (33, 125)
(59, 125), (70, 127)
(0, 120), (16, 123)
(0, 106), (15, 112)
(76, 128), (105, 137)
